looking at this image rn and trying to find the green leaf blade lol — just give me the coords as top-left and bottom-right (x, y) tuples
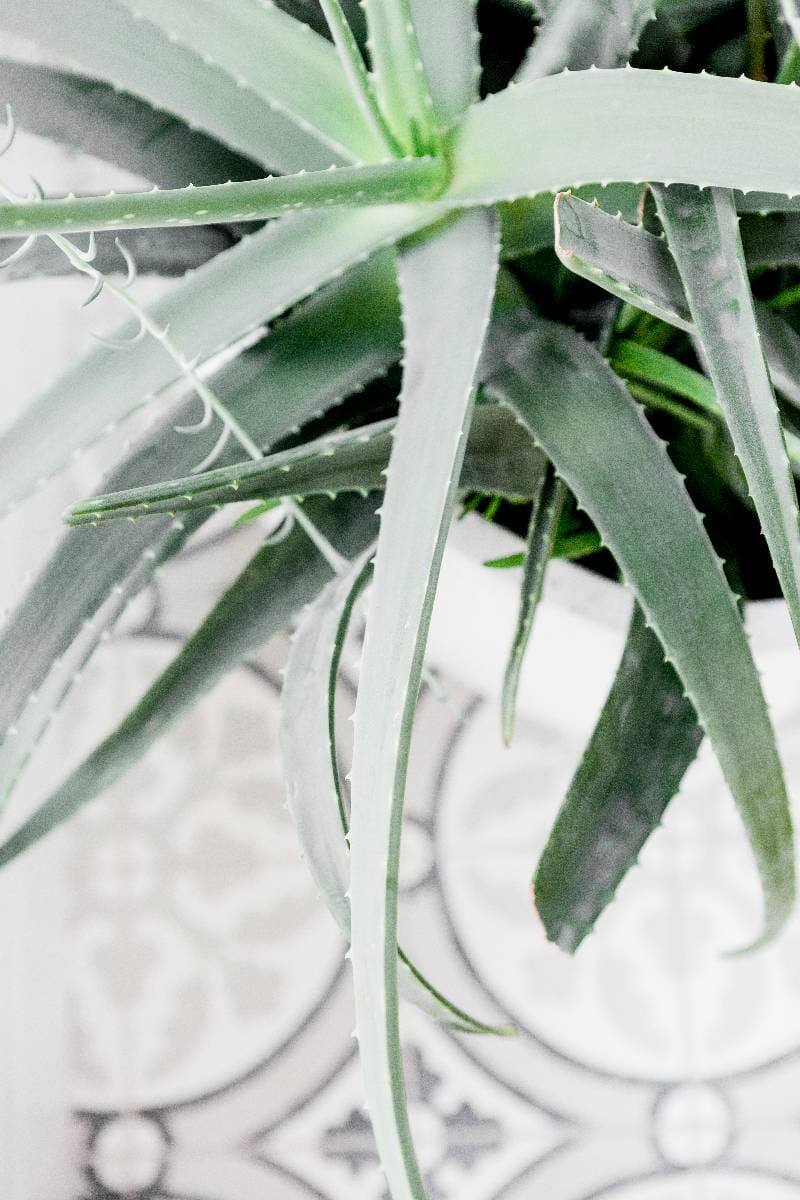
(653, 183), (800, 648)
(534, 604), (704, 951)
(484, 311), (795, 945)
(349, 209), (499, 1200)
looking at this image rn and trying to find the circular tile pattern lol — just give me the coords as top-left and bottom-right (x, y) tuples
(92, 1113), (167, 1193)
(653, 1082), (731, 1167)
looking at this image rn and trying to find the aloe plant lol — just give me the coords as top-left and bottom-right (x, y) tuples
(4, 1), (800, 1195)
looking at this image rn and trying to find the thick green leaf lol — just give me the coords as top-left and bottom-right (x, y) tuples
(66, 405), (543, 524)
(0, 205), (429, 514)
(483, 309), (795, 945)
(448, 69), (800, 204)
(0, 158), (447, 239)
(407, 0), (480, 129)
(1, 0), (335, 173)
(349, 209), (499, 1200)
(281, 551), (514, 1035)
(501, 462), (565, 745)
(534, 604), (703, 951)
(3, 60), (259, 186)
(113, 0), (386, 163)
(517, 0), (658, 81)
(653, 184), (800, 648)
(0, 495), (378, 867)
(554, 191), (800, 412)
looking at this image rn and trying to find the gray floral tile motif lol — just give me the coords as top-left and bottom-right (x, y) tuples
(46, 528), (800, 1199)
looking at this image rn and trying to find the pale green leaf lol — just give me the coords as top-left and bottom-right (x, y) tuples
(281, 551), (514, 1034)
(112, 0), (388, 163)
(653, 184), (800, 647)
(0, 157), (447, 238)
(349, 209), (499, 1200)
(483, 309), (795, 945)
(448, 69), (800, 205)
(1, 0), (335, 173)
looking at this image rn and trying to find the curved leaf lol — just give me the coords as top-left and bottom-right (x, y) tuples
(534, 604), (703, 951)
(349, 208), (499, 1200)
(281, 551), (514, 1034)
(483, 310), (795, 945)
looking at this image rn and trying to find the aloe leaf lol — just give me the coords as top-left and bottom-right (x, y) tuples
(483, 309), (795, 945)
(517, 0), (658, 82)
(281, 551), (513, 1035)
(500, 183), (642, 260)
(449, 69), (800, 204)
(1, 0), (335, 173)
(0, 205), (430, 514)
(406, 0), (480, 129)
(652, 184), (800, 647)
(349, 209), (499, 1200)
(361, 0), (439, 154)
(554, 191), (800, 412)
(534, 604), (703, 951)
(0, 259), (405, 814)
(501, 462), (565, 746)
(0, 495), (379, 866)
(0, 158), (447, 239)
(113, 0), (386, 163)
(3, 60), (258, 186)
(67, 405), (542, 524)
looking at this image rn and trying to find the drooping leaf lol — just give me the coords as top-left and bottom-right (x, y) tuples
(483, 308), (795, 945)
(281, 550), (514, 1035)
(3, 59), (259, 186)
(448, 69), (800, 204)
(652, 184), (800, 648)
(517, 0), (658, 81)
(501, 461), (565, 745)
(0, 494), (378, 866)
(1, 0), (336, 172)
(0, 204), (429, 513)
(500, 183), (642, 260)
(66, 405), (544, 524)
(349, 209), (499, 1200)
(534, 604), (703, 951)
